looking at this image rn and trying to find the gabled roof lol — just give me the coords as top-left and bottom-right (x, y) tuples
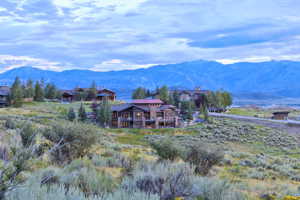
(132, 99), (163, 104)
(98, 88), (115, 94)
(97, 93), (111, 97)
(273, 111), (290, 115)
(111, 104), (150, 112)
(0, 86), (10, 96)
(61, 90), (74, 95)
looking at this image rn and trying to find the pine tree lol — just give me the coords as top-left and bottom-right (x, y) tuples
(25, 79), (34, 98)
(172, 90), (180, 108)
(132, 87), (146, 99)
(222, 91), (233, 108)
(44, 83), (57, 99)
(10, 77), (23, 107)
(158, 85), (169, 103)
(87, 81), (97, 100)
(199, 94), (209, 121)
(67, 107), (76, 121)
(34, 81), (44, 101)
(96, 98), (111, 127)
(78, 103), (87, 122)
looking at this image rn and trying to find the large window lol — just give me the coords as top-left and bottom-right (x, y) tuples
(134, 112), (143, 120)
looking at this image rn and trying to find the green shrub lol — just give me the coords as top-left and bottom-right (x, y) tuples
(150, 138), (181, 161)
(122, 161), (195, 200)
(182, 142), (224, 175)
(19, 122), (37, 148)
(194, 178), (246, 200)
(67, 107), (76, 121)
(42, 121), (98, 164)
(122, 161), (245, 200)
(5, 118), (17, 129)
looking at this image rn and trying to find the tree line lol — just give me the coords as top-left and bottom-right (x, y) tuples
(66, 98), (112, 128)
(132, 86), (233, 121)
(9, 78), (104, 107)
(9, 77), (61, 107)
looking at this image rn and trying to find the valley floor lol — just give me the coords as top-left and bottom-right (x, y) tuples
(1, 102), (300, 200)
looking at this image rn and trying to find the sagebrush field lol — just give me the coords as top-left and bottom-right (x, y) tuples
(1, 102), (300, 200)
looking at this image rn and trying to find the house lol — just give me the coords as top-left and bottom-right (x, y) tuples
(61, 87), (116, 102)
(96, 89), (116, 101)
(61, 90), (75, 102)
(111, 99), (180, 128)
(0, 86), (10, 107)
(170, 88), (210, 108)
(272, 111), (290, 120)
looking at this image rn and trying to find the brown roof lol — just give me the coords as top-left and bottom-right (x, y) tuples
(132, 99), (163, 104)
(273, 111), (290, 115)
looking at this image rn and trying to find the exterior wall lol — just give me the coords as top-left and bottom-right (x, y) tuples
(62, 94), (73, 102)
(272, 113), (289, 120)
(0, 95), (9, 107)
(111, 107), (179, 129)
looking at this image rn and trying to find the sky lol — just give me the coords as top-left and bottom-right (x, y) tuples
(0, 0), (300, 72)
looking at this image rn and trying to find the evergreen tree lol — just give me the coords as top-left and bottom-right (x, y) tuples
(132, 87), (146, 99)
(67, 107), (76, 121)
(78, 103), (87, 122)
(10, 77), (23, 107)
(87, 81), (97, 100)
(172, 90), (180, 108)
(55, 90), (62, 99)
(44, 83), (57, 99)
(167, 92), (175, 105)
(34, 81), (44, 101)
(96, 98), (111, 127)
(181, 100), (195, 120)
(222, 91), (233, 108)
(25, 79), (34, 98)
(199, 94), (209, 121)
(158, 85), (169, 103)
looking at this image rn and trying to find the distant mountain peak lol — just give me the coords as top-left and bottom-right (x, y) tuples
(0, 60), (300, 97)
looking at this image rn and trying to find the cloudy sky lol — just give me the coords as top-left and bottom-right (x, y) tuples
(0, 0), (299, 72)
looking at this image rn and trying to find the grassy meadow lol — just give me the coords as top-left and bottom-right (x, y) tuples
(0, 102), (300, 200)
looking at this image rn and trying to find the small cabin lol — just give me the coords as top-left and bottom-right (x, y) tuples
(0, 86), (10, 107)
(272, 111), (290, 120)
(61, 90), (74, 102)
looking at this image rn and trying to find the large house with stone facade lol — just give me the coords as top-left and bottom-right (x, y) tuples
(111, 99), (180, 128)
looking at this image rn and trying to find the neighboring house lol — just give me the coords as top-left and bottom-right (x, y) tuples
(0, 86), (10, 107)
(96, 89), (116, 101)
(272, 111), (290, 120)
(61, 90), (75, 102)
(170, 88), (210, 107)
(61, 87), (116, 102)
(111, 99), (180, 128)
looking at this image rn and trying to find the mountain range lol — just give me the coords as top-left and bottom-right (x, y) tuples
(0, 60), (300, 99)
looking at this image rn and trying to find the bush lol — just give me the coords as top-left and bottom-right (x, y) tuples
(78, 103), (87, 122)
(19, 122), (37, 148)
(193, 178), (246, 200)
(122, 161), (245, 200)
(67, 107), (76, 121)
(150, 138), (182, 161)
(92, 152), (135, 175)
(122, 161), (196, 200)
(5, 118), (17, 129)
(182, 142), (224, 175)
(61, 160), (117, 197)
(42, 121), (98, 164)
(7, 164), (159, 200)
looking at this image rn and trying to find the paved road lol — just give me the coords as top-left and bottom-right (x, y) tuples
(209, 112), (300, 136)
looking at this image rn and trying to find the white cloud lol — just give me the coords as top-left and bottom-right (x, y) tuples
(52, 0), (148, 18)
(0, 55), (73, 72)
(0, 7), (7, 12)
(91, 59), (155, 71)
(217, 57), (272, 64)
